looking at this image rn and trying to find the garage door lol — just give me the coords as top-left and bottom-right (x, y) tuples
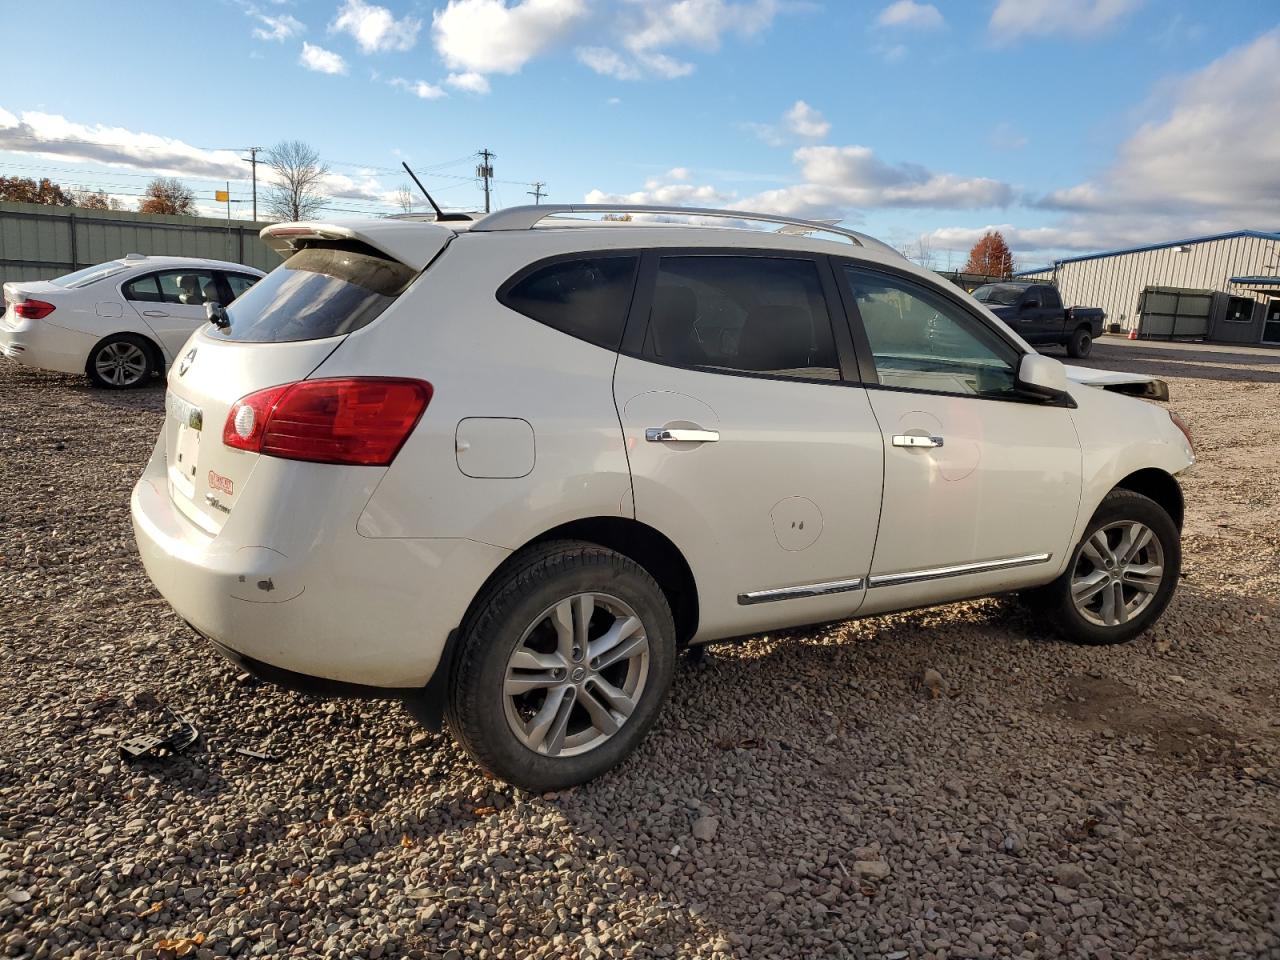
(1137, 286), (1212, 339)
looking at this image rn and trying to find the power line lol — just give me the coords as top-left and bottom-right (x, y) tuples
(528, 181), (547, 204)
(476, 148), (495, 214)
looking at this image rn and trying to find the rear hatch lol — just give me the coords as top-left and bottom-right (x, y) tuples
(163, 222), (452, 535)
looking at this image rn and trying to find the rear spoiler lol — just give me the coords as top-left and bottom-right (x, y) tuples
(260, 220), (456, 271)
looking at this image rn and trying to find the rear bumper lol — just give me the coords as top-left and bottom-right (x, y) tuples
(130, 438), (510, 688)
(0, 317), (95, 375)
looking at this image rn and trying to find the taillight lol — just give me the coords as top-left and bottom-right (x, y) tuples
(223, 378), (432, 466)
(14, 299), (55, 319)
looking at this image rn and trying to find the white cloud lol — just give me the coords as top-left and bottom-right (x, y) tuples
(579, 0), (782, 80)
(744, 100), (831, 146)
(331, 0), (421, 53)
(251, 11), (304, 41)
(300, 42), (347, 74)
(990, 0), (1142, 40)
(990, 121), (1028, 150)
(434, 0), (588, 75)
(0, 108), (246, 179)
(667, 167), (691, 181)
(390, 78), (447, 99)
(785, 100), (829, 139)
(877, 1), (943, 29)
(447, 71), (492, 94)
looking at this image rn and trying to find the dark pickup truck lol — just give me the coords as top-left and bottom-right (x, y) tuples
(971, 282), (1105, 358)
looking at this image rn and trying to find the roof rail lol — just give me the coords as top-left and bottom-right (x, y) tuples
(469, 204), (870, 247)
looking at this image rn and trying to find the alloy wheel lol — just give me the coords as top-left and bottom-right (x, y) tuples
(503, 592), (650, 758)
(94, 342), (148, 386)
(1071, 521), (1165, 627)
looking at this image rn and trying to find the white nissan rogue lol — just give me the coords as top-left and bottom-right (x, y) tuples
(131, 205), (1195, 790)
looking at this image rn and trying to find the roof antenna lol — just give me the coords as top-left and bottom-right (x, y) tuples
(401, 161), (473, 222)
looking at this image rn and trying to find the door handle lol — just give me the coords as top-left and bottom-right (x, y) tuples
(892, 434), (944, 448)
(142, 310), (168, 318)
(646, 427), (719, 443)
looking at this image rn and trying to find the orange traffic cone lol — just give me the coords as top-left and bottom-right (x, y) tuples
(1127, 329), (1138, 340)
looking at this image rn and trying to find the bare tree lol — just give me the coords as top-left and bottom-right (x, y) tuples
(394, 184), (415, 213)
(911, 233), (938, 271)
(264, 140), (329, 222)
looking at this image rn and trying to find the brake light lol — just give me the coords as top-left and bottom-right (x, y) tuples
(223, 378), (432, 466)
(14, 299), (55, 320)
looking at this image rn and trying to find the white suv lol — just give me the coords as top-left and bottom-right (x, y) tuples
(131, 205), (1194, 790)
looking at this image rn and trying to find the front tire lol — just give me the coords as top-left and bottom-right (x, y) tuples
(445, 541), (676, 791)
(1025, 489), (1180, 645)
(1067, 326), (1093, 359)
(86, 334), (155, 389)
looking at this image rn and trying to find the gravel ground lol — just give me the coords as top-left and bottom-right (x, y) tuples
(1, 340), (1278, 960)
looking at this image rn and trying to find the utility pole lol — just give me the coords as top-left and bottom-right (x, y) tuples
(242, 146), (263, 222)
(527, 181), (546, 205)
(476, 148), (495, 214)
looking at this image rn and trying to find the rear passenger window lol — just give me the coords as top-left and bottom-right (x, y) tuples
(644, 256), (839, 380)
(123, 275), (163, 303)
(224, 273), (259, 302)
(500, 256), (638, 350)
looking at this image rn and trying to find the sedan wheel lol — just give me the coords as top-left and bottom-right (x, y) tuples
(88, 336), (153, 389)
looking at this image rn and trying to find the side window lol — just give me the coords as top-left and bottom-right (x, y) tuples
(1042, 287), (1062, 310)
(644, 256), (839, 381)
(224, 273), (260, 303)
(500, 256), (638, 350)
(154, 270), (218, 307)
(123, 274), (163, 303)
(842, 266), (1020, 398)
(1024, 289), (1042, 308)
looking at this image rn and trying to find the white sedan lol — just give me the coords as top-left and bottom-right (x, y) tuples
(1, 255), (265, 388)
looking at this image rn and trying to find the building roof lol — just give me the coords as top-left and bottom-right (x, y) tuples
(1230, 276), (1280, 286)
(1014, 229), (1280, 277)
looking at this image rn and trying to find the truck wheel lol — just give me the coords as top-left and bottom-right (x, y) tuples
(1021, 489), (1179, 646)
(1067, 326), (1093, 359)
(445, 540), (676, 791)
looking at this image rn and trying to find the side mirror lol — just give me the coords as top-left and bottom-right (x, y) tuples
(1016, 353), (1070, 402)
(205, 301), (230, 330)
(1019, 299), (1036, 311)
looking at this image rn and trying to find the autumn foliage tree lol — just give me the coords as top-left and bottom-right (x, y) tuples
(0, 176), (75, 205)
(963, 230), (1015, 278)
(139, 177), (196, 216)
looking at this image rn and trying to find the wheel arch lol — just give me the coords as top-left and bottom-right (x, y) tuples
(84, 330), (166, 381)
(484, 517), (700, 646)
(1113, 467), (1184, 529)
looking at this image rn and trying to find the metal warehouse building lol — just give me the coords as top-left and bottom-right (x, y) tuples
(1016, 230), (1280, 346)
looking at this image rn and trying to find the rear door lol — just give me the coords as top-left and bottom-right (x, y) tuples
(123, 269), (220, 361)
(613, 249), (884, 642)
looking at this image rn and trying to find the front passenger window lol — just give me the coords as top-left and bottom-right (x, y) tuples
(843, 266), (1020, 398)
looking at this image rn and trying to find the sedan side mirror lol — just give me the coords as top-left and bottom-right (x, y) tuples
(205, 301), (230, 330)
(1016, 353), (1070, 402)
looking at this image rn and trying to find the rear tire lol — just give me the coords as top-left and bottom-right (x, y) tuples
(1023, 489), (1179, 645)
(86, 334), (155, 389)
(445, 540), (676, 791)
(1066, 326), (1093, 359)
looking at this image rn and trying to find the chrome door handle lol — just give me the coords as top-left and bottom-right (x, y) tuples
(142, 310), (168, 318)
(646, 427), (719, 443)
(892, 434), (944, 448)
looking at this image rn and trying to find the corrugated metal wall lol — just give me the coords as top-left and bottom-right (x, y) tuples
(1032, 235), (1280, 333)
(0, 201), (282, 286)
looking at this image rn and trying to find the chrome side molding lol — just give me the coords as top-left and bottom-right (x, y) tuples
(868, 553), (1052, 589)
(738, 576), (865, 605)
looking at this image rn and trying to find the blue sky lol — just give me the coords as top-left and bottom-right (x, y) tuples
(1, 0), (1277, 268)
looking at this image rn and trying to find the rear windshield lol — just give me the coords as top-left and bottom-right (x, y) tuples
(215, 242), (417, 343)
(50, 261), (130, 288)
(971, 284), (1025, 305)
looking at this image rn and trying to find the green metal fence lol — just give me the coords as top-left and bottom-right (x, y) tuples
(0, 201), (281, 286)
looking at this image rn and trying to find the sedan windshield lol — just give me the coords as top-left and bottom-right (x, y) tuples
(971, 284), (1025, 306)
(50, 261), (130, 289)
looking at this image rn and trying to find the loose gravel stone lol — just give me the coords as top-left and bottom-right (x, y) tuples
(1, 343), (1278, 958)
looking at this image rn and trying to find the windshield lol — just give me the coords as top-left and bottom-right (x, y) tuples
(50, 261), (130, 289)
(971, 284), (1027, 305)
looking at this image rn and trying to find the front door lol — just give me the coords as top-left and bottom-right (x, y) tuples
(1264, 300), (1280, 344)
(614, 251), (884, 642)
(834, 263), (1082, 615)
(123, 269), (220, 362)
